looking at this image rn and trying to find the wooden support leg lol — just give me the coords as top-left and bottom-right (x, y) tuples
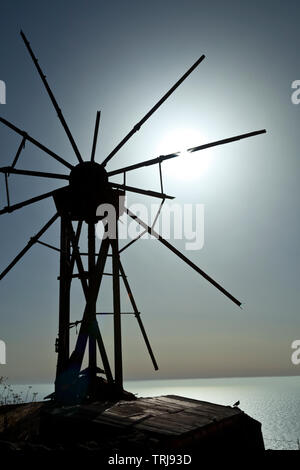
(56, 216), (71, 380)
(88, 222), (97, 377)
(111, 226), (123, 389)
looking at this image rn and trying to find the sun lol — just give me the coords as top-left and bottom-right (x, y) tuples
(156, 128), (213, 180)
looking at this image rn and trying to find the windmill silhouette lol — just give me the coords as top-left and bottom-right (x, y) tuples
(0, 31), (266, 403)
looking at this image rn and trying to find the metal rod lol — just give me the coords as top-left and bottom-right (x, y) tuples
(159, 161), (164, 193)
(91, 111), (101, 162)
(70, 312), (141, 325)
(0, 166), (69, 180)
(36, 240), (61, 252)
(68, 271), (123, 277)
(57, 272), (88, 280)
(118, 230), (147, 254)
(119, 260), (158, 370)
(74, 252), (99, 256)
(0, 187), (66, 215)
(72, 251), (113, 256)
(152, 199), (165, 230)
(0, 212), (59, 281)
(20, 30), (83, 164)
(125, 207), (242, 307)
(11, 136), (26, 169)
(109, 182), (174, 200)
(108, 129), (266, 177)
(102, 272), (123, 276)
(102, 54), (205, 167)
(96, 312), (140, 315)
(69, 320), (82, 327)
(0, 117), (73, 170)
(4, 173), (10, 207)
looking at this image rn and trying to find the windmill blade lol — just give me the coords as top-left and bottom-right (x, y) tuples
(91, 111), (101, 162)
(187, 129), (267, 153)
(102, 55), (205, 167)
(125, 207), (242, 307)
(0, 117), (73, 170)
(0, 167), (69, 180)
(119, 260), (158, 370)
(0, 187), (66, 215)
(109, 182), (174, 200)
(108, 129), (266, 177)
(0, 212), (59, 281)
(20, 30), (83, 164)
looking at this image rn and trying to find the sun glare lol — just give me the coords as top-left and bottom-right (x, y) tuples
(156, 129), (213, 180)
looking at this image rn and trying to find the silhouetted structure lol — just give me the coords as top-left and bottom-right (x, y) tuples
(0, 31), (266, 404)
(0, 395), (265, 452)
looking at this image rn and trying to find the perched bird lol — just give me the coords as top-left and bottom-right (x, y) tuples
(233, 400), (240, 407)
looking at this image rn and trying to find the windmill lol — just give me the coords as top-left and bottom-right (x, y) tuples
(0, 31), (266, 404)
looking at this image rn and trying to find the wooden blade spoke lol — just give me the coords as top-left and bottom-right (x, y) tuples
(109, 182), (174, 200)
(21, 30), (83, 164)
(91, 111), (101, 162)
(0, 187), (66, 215)
(0, 167), (69, 180)
(102, 55), (205, 167)
(125, 207), (242, 307)
(108, 129), (266, 177)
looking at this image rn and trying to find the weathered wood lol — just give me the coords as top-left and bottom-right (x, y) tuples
(40, 394), (265, 451)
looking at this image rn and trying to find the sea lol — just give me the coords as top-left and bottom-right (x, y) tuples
(5, 376), (300, 450)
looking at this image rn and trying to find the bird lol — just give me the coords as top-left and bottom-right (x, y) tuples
(233, 400), (240, 407)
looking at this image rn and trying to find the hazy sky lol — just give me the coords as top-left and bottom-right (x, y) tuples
(0, 0), (300, 383)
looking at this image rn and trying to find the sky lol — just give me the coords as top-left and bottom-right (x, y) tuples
(0, 0), (300, 384)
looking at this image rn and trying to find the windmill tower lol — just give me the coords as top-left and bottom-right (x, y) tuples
(0, 31), (266, 403)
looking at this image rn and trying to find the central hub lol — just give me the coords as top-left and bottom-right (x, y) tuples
(69, 161), (108, 197)
(67, 161), (110, 222)
(53, 161), (113, 222)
